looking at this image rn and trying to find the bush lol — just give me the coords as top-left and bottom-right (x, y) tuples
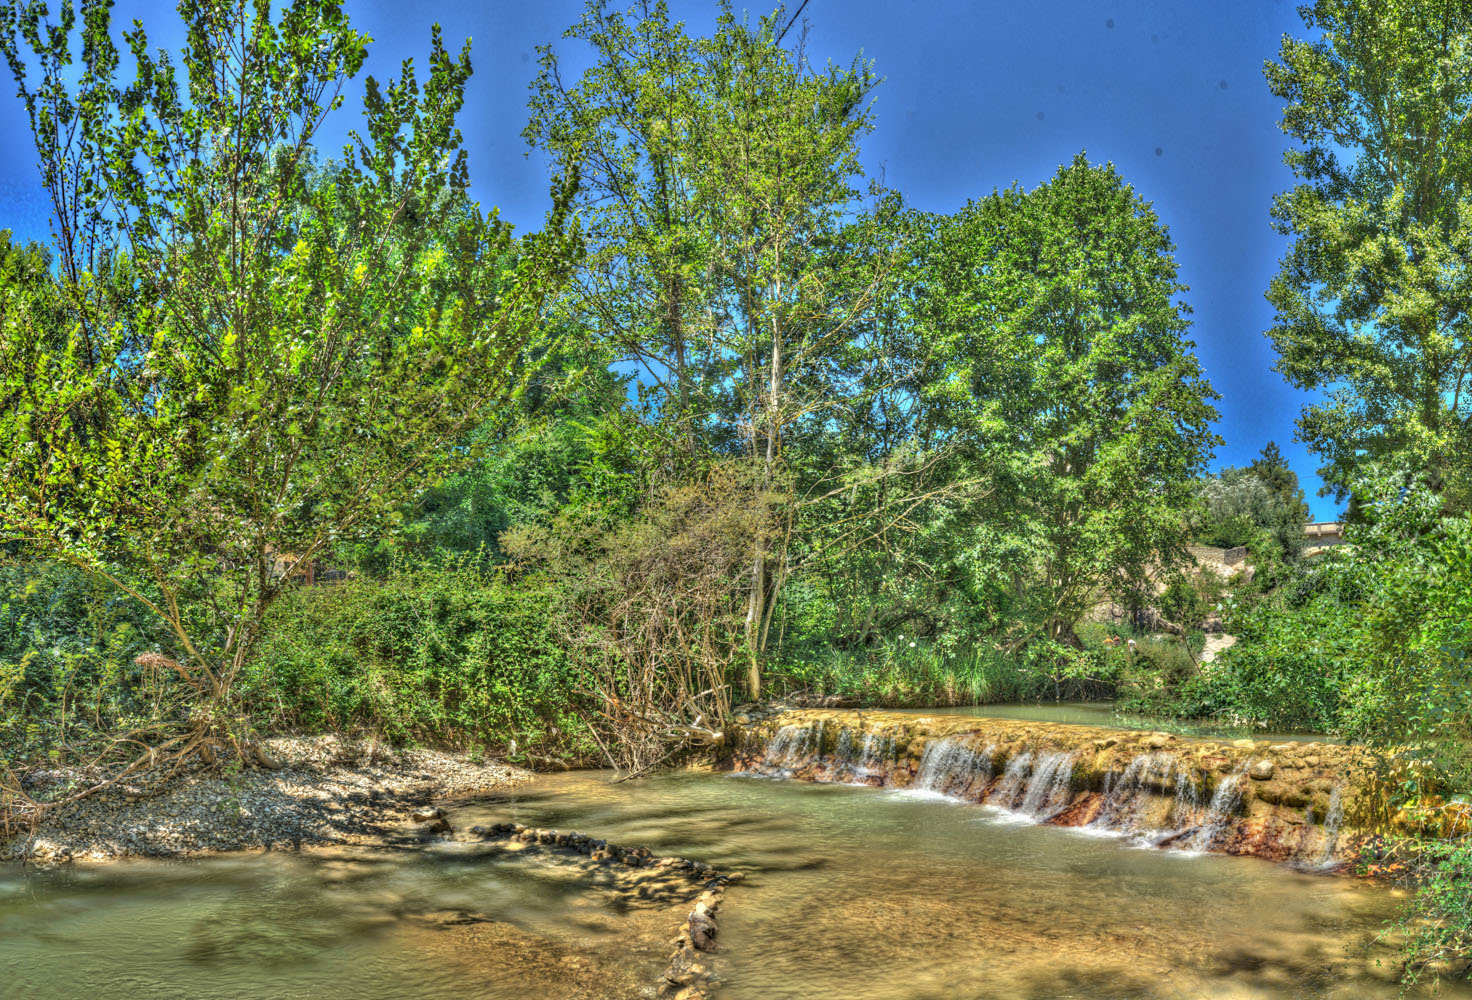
(0, 559), (177, 762)
(242, 559), (595, 764)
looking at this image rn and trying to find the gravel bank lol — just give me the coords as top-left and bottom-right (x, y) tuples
(2, 735), (532, 864)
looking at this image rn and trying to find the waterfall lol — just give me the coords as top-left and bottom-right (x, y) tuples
(1092, 752), (1173, 834)
(761, 725), (816, 772)
(1318, 786), (1344, 865)
(1087, 752), (1215, 843)
(855, 731), (893, 778)
(982, 750), (1075, 819)
(912, 738), (994, 799)
(1016, 752), (1075, 818)
(835, 727), (856, 770)
(828, 727), (895, 782)
(743, 721), (1340, 866)
(990, 751), (1035, 809)
(1187, 763), (1249, 852)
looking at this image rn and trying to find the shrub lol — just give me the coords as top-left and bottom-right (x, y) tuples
(243, 559), (595, 764)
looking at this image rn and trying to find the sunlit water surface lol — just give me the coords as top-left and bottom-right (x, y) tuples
(3, 769), (1459, 999)
(907, 700), (1337, 744)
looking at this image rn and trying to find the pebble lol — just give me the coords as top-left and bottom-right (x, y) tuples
(3, 735), (530, 863)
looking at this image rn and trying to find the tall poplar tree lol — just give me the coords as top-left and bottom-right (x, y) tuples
(1265, 0), (1472, 505)
(918, 155), (1220, 645)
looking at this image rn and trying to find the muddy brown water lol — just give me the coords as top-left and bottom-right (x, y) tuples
(3, 769), (1465, 999)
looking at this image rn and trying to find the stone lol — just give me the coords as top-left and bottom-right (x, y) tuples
(1145, 733), (1172, 749)
(1230, 739), (1255, 750)
(1279, 787), (1311, 809)
(1268, 743), (1297, 753)
(410, 807), (445, 823)
(1093, 737), (1118, 750)
(1249, 760), (1275, 781)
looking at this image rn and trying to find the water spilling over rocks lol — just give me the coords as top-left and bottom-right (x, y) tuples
(729, 709), (1375, 867)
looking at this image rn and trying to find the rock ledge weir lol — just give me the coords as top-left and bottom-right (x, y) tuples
(725, 709), (1377, 867)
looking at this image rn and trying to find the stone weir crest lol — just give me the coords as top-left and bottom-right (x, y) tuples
(724, 710), (1383, 868)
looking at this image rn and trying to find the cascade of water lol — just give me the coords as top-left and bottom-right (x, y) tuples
(835, 727), (856, 771)
(989, 751), (1035, 809)
(856, 731), (893, 778)
(762, 725), (815, 771)
(1171, 767), (1203, 829)
(1091, 752), (1184, 835)
(912, 738), (994, 798)
(1318, 786), (1345, 864)
(1187, 762), (1249, 852)
(1016, 752), (1076, 818)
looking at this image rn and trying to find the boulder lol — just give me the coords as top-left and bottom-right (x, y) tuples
(1249, 760), (1275, 781)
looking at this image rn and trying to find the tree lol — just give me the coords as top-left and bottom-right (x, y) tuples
(529, 1), (898, 696)
(1192, 443), (1310, 562)
(525, 0), (707, 456)
(917, 154), (1221, 647)
(0, 0), (577, 800)
(1265, 0), (1472, 506)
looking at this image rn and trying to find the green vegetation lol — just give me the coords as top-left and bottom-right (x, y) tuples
(0, 0), (1470, 984)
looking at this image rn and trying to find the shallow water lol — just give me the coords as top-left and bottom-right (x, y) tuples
(909, 700), (1336, 744)
(3, 769), (1461, 999)
(0, 835), (682, 999)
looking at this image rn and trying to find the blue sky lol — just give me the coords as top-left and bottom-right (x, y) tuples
(0, 0), (1339, 517)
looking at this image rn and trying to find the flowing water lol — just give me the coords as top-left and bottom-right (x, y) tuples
(913, 701), (1336, 744)
(3, 769), (1465, 999)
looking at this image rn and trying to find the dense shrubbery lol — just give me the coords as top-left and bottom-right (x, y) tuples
(0, 560), (179, 761)
(242, 562), (595, 765)
(1150, 476), (1472, 782)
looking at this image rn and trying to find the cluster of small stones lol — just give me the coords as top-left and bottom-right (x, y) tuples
(472, 822), (742, 999)
(3, 735), (529, 863)
(729, 709), (1380, 865)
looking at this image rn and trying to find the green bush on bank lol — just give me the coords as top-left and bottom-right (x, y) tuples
(767, 632), (1126, 707)
(0, 559), (174, 761)
(242, 559), (596, 764)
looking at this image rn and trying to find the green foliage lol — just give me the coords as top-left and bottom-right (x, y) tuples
(1176, 473), (1472, 755)
(243, 561), (593, 762)
(0, 0), (578, 727)
(913, 153), (1221, 645)
(769, 641), (1047, 707)
(1190, 443), (1310, 570)
(0, 558), (181, 761)
(1392, 838), (1472, 986)
(1265, 1), (1472, 505)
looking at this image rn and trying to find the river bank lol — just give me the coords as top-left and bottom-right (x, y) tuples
(2, 735), (530, 864)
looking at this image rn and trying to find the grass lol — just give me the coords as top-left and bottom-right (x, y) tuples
(768, 641), (1067, 707)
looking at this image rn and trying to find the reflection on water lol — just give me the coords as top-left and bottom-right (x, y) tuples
(908, 700), (1338, 744)
(3, 769), (1460, 1000)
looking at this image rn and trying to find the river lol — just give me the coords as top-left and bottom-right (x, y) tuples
(2, 764), (1462, 999)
